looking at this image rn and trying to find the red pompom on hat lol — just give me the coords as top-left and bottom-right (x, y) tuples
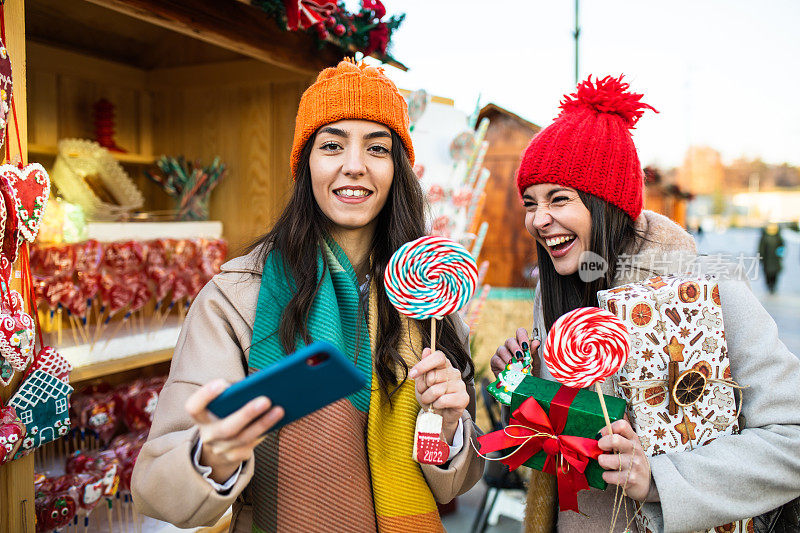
(516, 75), (657, 220)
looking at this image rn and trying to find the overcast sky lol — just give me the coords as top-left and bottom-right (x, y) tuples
(369, 0), (800, 170)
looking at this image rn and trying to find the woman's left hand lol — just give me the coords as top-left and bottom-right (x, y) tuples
(597, 419), (659, 502)
(409, 348), (469, 445)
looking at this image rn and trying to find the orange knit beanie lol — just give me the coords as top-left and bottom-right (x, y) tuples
(290, 59), (414, 179)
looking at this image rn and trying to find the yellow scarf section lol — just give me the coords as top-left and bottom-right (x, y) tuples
(366, 283), (446, 532)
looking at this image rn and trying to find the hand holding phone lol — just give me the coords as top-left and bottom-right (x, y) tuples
(185, 379), (284, 484)
(193, 342), (365, 482)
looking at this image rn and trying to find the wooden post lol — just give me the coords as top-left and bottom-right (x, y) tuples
(0, 1), (35, 531)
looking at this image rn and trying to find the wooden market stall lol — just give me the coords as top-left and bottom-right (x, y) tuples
(0, 0), (365, 530)
(473, 103), (540, 288)
(644, 166), (692, 228)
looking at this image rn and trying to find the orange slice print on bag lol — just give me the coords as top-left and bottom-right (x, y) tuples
(643, 385), (667, 407)
(692, 361), (713, 379)
(631, 303), (653, 327)
(711, 285), (721, 306)
(678, 281), (700, 303)
(714, 523), (736, 533)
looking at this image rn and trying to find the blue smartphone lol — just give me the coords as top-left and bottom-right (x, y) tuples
(207, 341), (366, 433)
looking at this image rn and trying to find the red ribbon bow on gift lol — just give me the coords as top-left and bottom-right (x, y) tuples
(476, 388), (603, 513)
(284, 0), (338, 31)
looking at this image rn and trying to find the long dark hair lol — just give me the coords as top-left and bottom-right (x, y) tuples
(249, 129), (474, 397)
(538, 192), (643, 331)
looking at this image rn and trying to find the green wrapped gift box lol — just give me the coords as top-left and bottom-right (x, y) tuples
(510, 375), (627, 490)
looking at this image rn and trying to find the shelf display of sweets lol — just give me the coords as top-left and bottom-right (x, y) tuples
(29, 238), (227, 343)
(69, 376), (165, 446)
(35, 471), (105, 527)
(34, 431), (147, 532)
(597, 275), (750, 533)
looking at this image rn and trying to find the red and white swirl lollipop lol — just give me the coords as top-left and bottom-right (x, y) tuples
(544, 307), (630, 432)
(544, 307), (630, 388)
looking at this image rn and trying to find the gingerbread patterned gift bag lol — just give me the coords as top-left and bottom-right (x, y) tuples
(597, 274), (753, 533)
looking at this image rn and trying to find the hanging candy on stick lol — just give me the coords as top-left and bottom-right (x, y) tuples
(543, 307), (630, 435)
(384, 235), (477, 465)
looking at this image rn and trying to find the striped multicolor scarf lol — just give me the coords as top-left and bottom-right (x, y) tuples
(248, 237), (444, 532)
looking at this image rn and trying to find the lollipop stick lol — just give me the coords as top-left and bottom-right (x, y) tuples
(595, 383), (614, 435)
(430, 317), (436, 352)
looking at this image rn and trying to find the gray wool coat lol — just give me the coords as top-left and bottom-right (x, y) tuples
(528, 210), (800, 533)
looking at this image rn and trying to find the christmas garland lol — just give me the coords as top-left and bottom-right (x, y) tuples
(251, 0), (405, 65)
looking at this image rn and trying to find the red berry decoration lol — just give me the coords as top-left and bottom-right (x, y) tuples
(333, 24), (346, 36)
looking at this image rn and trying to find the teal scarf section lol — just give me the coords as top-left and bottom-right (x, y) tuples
(249, 237), (371, 412)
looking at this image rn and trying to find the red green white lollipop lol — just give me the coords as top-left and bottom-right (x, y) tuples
(384, 235), (477, 348)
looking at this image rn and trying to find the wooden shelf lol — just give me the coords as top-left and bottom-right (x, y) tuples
(69, 348), (172, 383)
(28, 143), (158, 165)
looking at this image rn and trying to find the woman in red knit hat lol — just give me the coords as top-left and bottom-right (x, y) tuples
(491, 76), (800, 532)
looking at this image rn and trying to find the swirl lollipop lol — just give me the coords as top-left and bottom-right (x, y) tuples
(544, 306), (630, 433)
(384, 236), (477, 466)
(384, 236), (477, 323)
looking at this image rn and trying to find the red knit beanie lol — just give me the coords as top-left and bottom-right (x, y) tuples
(515, 75), (657, 220)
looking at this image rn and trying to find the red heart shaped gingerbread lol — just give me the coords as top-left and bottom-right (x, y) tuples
(0, 163), (50, 243)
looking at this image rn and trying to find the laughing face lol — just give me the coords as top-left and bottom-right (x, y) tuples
(309, 119), (394, 238)
(523, 184), (592, 276)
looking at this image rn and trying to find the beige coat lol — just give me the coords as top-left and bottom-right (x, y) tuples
(131, 249), (485, 531)
(527, 210), (800, 533)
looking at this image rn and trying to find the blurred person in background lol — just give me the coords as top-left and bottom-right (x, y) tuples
(758, 222), (784, 294)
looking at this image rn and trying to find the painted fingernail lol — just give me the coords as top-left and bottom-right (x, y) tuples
(515, 350), (523, 360)
(521, 341), (529, 352)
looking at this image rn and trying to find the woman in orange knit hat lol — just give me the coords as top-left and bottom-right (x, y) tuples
(490, 76), (800, 532)
(132, 60), (484, 532)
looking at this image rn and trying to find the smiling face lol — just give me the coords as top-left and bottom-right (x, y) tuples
(309, 119), (395, 239)
(523, 183), (592, 276)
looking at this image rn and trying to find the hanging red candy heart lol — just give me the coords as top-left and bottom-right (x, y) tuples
(0, 171), (19, 263)
(0, 38), (12, 152)
(0, 405), (26, 465)
(0, 163), (50, 243)
(0, 291), (35, 372)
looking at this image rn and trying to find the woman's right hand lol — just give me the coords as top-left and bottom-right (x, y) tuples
(490, 328), (540, 377)
(185, 379), (285, 484)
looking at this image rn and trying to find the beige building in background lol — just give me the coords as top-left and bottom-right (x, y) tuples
(677, 145), (725, 195)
